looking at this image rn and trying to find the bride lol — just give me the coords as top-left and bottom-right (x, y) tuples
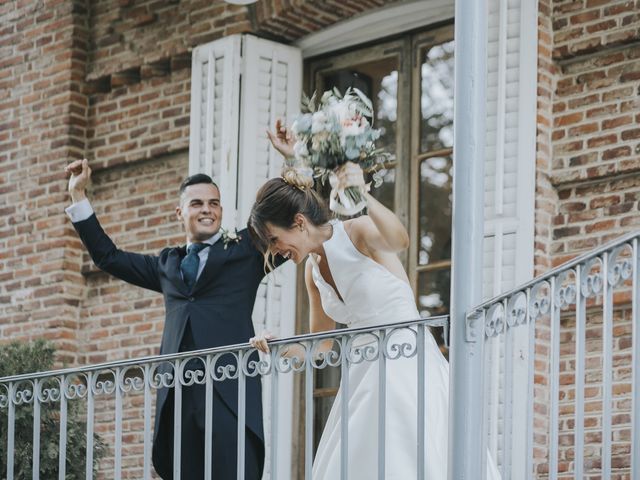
(249, 124), (500, 479)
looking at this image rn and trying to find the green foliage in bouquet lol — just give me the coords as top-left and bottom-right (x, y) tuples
(0, 340), (105, 479)
(291, 88), (390, 212)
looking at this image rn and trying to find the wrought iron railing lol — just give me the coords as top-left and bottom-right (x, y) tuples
(5, 233), (635, 479)
(465, 230), (639, 479)
(0, 316), (449, 480)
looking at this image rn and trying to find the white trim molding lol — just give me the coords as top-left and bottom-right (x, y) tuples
(294, 0), (454, 58)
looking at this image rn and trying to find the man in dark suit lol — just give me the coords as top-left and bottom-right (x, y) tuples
(65, 158), (278, 479)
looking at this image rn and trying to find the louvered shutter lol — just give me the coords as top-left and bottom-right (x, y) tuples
(482, 0), (537, 477)
(238, 35), (302, 480)
(189, 35), (241, 227)
(189, 34), (301, 480)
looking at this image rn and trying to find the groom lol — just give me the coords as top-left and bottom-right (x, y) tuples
(65, 159), (280, 479)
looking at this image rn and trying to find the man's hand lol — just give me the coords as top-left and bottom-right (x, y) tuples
(266, 119), (295, 159)
(65, 158), (91, 203)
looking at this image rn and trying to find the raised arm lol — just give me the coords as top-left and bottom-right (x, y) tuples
(65, 159), (162, 292)
(266, 119), (295, 160)
(337, 162), (410, 254)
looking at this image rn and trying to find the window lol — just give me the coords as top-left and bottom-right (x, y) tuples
(297, 22), (454, 457)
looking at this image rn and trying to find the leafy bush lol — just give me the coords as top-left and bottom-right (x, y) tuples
(0, 340), (105, 479)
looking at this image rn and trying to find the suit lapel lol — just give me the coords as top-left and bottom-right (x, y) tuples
(192, 239), (230, 294)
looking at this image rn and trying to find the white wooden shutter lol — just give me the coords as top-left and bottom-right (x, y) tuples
(188, 35), (241, 227)
(189, 34), (301, 480)
(483, 0), (537, 476)
(237, 35), (302, 223)
(238, 35), (302, 480)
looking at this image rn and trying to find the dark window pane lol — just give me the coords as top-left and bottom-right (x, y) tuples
(417, 269), (451, 318)
(320, 58), (398, 163)
(419, 156), (452, 265)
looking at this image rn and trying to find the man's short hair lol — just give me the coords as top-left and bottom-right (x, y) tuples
(179, 174), (219, 196)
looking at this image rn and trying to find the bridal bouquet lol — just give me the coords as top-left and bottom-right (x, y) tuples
(289, 87), (389, 216)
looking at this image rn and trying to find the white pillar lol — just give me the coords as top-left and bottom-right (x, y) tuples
(448, 0), (488, 478)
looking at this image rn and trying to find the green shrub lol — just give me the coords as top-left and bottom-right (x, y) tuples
(0, 340), (105, 479)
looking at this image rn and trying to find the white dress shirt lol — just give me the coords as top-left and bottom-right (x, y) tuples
(66, 198), (221, 281)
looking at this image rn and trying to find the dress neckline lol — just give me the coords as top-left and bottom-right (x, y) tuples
(310, 220), (345, 304)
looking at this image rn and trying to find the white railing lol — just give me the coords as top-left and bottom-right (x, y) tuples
(0, 316), (449, 480)
(4, 233), (636, 479)
(463, 230), (639, 479)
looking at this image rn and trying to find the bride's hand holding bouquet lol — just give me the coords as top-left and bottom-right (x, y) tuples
(272, 87), (389, 216)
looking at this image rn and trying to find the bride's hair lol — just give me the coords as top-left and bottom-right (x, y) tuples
(249, 170), (329, 271)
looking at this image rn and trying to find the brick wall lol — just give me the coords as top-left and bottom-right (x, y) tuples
(557, 307), (633, 479)
(535, 1), (640, 478)
(0, 0), (90, 364)
(79, 153), (187, 365)
(1, 0), (397, 366)
(1, 0), (402, 477)
(551, 0), (640, 258)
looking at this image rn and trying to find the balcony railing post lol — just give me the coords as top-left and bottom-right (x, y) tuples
(450, 0), (488, 478)
(7, 382), (15, 480)
(58, 375), (68, 480)
(143, 365), (152, 480)
(339, 336), (350, 480)
(204, 358), (213, 480)
(377, 329), (387, 480)
(632, 239), (640, 475)
(85, 372), (94, 480)
(33, 378), (41, 480)
(237, 350), (246, 480)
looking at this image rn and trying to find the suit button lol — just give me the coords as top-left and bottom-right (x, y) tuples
(189, 297), (195, 302)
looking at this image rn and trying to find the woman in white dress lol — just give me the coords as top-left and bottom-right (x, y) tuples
(249, 126), (499, 479)
(247, 154), (452, 478)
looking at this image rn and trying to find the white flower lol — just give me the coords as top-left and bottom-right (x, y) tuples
(292, 113), (312, 135)
(311, 111), (329, 133)
(341, 121), (365, 138)
(220, 227), (242, 249)
(293, 140), (309, 159)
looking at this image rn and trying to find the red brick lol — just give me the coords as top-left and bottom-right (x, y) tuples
(602, 115), (633, 129)
(567, 93), (599, 108)
(602, 146), (632, 160)
(555, 112), (584, 126)
(586, 103), (617, 118)
(568, 122), (599, 136)
(586, 19), (617, 33)
(570, 10), (600, 25)
(590, 195), (621, 209)
(553, 226), (581, 239)
(621, 128), (640, 140)
(587, 133), (618, 148)
(604, 1), (636, 15)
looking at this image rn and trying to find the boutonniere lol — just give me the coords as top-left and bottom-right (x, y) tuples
(220, 227), (242, 249)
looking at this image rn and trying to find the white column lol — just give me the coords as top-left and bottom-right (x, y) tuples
(448, 0), (488, 479)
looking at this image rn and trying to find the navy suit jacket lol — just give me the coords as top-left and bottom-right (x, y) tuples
(72, 214), (273, 452)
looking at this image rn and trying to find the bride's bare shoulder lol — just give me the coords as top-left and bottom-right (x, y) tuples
(343, 215), (374, 235)
(342, 216), (374, 254)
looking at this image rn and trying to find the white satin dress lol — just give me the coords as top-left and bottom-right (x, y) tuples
(308, 220), (500, 480)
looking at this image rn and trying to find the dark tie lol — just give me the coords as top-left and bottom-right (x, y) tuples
(180, 243), (208, 290)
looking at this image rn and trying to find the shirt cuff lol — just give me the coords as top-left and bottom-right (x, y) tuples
(65, 198), (94, 223)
